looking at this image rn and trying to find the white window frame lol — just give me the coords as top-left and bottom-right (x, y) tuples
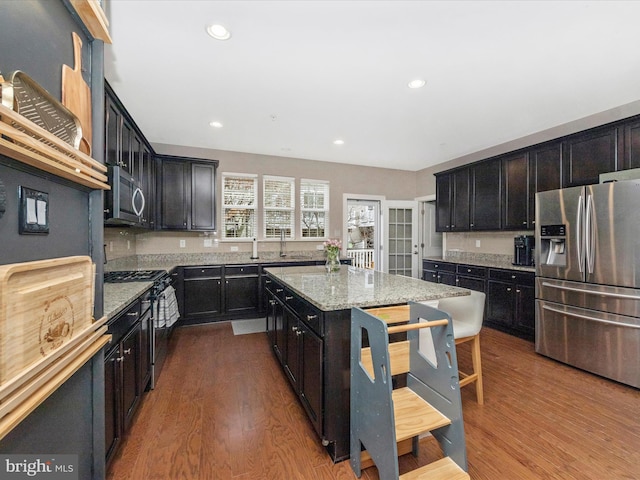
(263, 175), (295, 239)
(221, 172), (258, 240)
(300, 179), (329, 239)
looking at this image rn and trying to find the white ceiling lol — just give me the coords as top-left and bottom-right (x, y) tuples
(104, 0), (640, 172)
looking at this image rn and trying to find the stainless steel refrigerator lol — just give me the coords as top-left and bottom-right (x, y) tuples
(535, 180), (640, 388)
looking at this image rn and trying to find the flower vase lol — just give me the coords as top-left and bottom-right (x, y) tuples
(325, 251), (340, 273)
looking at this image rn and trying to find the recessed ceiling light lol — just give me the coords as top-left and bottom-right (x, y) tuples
(333, 139), (345, 145)
(209, 121), (223, 128)
(206, 24), (231, 40)
(408, 79), (426, 89)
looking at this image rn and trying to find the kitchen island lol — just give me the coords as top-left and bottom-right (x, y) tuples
(263, 265), (468, 462)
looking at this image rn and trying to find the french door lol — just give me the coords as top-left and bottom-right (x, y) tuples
(383, 201), (419, 277)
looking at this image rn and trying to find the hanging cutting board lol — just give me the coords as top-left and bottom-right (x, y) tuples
(62, 32), (92, 155)
(0, 256), (95, 393)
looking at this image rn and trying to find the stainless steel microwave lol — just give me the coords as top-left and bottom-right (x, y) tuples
(105, 166), (145, 225)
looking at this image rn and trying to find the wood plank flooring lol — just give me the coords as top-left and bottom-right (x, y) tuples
(107, 323), (640, 480)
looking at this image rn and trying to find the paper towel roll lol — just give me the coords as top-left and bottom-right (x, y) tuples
(252, 238), (258, 258)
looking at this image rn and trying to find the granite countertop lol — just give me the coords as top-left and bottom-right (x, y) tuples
(102, 253), (341, 320)
(423, 255), (535, 273)
(264, 265), (469, 311)
(103, 281), (154, 321)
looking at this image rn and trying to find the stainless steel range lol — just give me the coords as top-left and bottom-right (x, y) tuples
(104, 269), (175, 389)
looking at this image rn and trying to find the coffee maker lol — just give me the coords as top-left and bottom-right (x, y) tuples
(514, 235), (535, 266)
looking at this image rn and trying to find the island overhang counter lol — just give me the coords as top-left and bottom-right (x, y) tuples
(263, 265), (469, 462)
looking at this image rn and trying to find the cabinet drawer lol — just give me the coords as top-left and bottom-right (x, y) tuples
(183, 266), (222, 279)
(489, 268), (534, 285)
(456, 264), (486, 278)
(225, 265), (259, 276)
(283, 292), (323, 337)
(107, 299), (141, 345)
(423, 260), (456, 272)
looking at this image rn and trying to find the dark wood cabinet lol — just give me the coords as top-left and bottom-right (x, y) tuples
(562, 126), (620, 187)
(158, 158), (189, 230)
(422, 260), (456, 285)
(622, 119), (640, 169)
(104, 295), (147, 467)
(455, 264), (486, 292)
(191, 162), (216, 230)
(529, 141), (563, 228)
(105, 82), (155, 228)
(265, 280), (324, 437)
(486, 269), (535, 340)
(224, 265), (259, 315)
(157, 155), (218, 231)
(471, 158), (501, 230)
(182, 266), (223, 319)
(502, 152), (530, 230)
(435, 169), (469, 232)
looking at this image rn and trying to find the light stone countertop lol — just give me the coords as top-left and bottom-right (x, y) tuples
(264, 265), (469, 311)
(104, 282), (153, 320)
(424, 255), (536, 273)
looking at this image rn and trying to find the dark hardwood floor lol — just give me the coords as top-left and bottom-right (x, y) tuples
(107, 322), (640, 479)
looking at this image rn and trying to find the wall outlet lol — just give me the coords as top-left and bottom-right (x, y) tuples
(204, 238), (212, 248)
(316, 244), (324, 250)
(179, 239), (186, 248)
(127, 240), (130, 250)
(230, 245), (239, 252)
(475, 239), (481, 248)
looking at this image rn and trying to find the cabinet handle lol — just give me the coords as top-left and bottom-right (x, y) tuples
(285, 295), (293, 301)
(296, 330), (302, 336)
(265, 279), (272, 284)
(467, 269), (472, 273)
(116, 356), (124, 363)
(507, 287), (512, 292)
(172, 273), (178, 277)
(226, 280), (229, 284)
(127, 312), (138, 317)
(456, 279), (459, 283)
(276, 288), (283, 293)
(292, 325), (299, 332)
(269, 300), (276, 305)
(451, 224), (455, 228)
(522, 221), (527, 225)
(307, 314), (318, 321)
(435, 264), (438, 268)
(123, 348), (131, 355)
(516, 289), (521, 293)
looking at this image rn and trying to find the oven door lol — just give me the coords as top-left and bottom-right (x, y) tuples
(105, 166), (145, 225)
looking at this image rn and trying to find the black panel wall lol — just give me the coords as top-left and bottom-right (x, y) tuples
(0, 1), (106, 479)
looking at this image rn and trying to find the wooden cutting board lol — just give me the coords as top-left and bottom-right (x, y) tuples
(62, 32), (92, 155)
(0, 256), (94, 390)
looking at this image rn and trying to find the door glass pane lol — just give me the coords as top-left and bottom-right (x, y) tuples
(387, 207), (414, 276)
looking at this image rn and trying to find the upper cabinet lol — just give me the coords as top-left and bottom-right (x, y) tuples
(157, 155), (218, 231)
(471, 158), (501, 230)
(435, 169), (469, 232)
(501, 152), (529, 230)
(434, 115), (640, 233)
(622, 119), (640, 169)
(562, 125), (620, 187)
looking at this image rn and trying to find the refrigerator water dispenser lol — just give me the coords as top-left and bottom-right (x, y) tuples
(540, 224), (567, 267)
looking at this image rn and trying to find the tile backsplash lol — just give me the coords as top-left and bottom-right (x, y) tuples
(444, 231), (533, 257)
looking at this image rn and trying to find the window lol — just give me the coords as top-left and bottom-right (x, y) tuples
(263, 176), (295, 238)
(300, 179), (329, 238)
(222, 173), (257, 239)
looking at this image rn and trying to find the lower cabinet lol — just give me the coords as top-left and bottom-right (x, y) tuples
(224, 265), (259, 315)
(422, 259), (534, 340)
(183, 266), (223, 319)
(486, 268), (535, 339)
(104, 295), (147, 467)
(266, 283), (323, 436)
(422, 260), (456, 285)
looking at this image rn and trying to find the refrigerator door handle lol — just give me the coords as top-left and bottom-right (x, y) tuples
(576, 194), (584, 273)
(541, 281), (640, 300)
(542, 304), (640, 329)
(585, 193), (595, 274)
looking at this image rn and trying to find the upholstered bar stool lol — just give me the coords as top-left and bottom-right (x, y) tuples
(436, 291), (486, 405)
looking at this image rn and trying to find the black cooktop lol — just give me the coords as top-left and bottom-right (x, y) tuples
(104, 270), (166, 283)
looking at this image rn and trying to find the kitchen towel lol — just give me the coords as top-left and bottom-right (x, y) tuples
(156, 285), (180, 328)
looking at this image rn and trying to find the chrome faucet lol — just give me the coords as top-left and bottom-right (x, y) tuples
(280, 230), (287, 257)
